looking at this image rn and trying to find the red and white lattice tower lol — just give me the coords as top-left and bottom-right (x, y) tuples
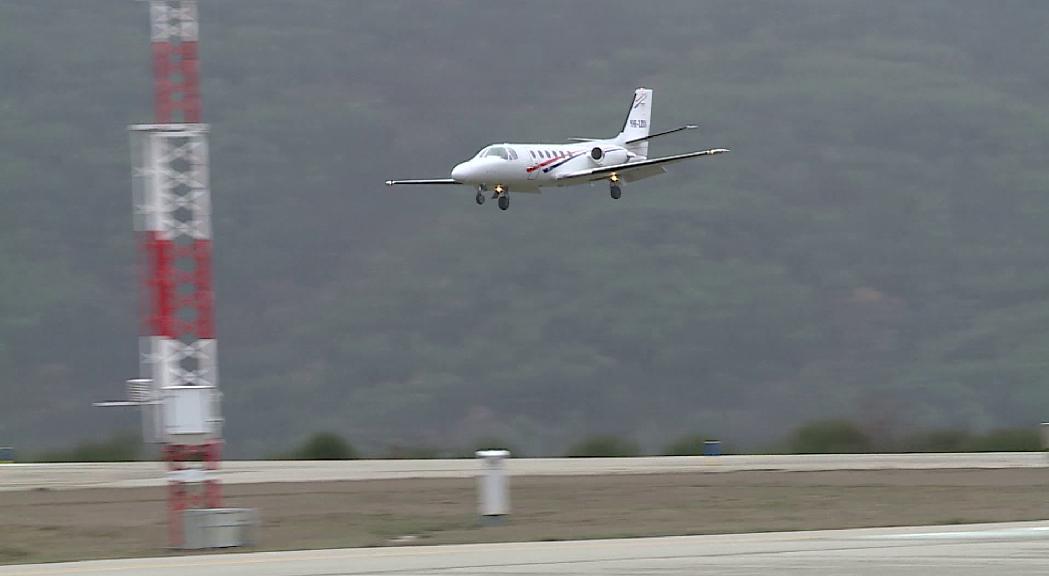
(130, 0), (221, 548)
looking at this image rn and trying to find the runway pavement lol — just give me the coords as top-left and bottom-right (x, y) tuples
(3, 521), (1048, 575)
(1, 453), (1045, 491)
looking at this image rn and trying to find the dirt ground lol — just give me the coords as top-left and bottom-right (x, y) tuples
(3, 468), (1049, 564)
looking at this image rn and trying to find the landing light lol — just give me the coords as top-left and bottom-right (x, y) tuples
(610, 173), (620, 183)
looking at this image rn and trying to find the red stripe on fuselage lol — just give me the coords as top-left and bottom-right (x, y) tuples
(526, 152), (579, 173)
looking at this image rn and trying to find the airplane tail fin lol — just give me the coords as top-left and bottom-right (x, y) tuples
(615, 87), (653, 158)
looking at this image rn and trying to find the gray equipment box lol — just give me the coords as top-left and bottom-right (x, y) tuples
(181, 508), (258, 549)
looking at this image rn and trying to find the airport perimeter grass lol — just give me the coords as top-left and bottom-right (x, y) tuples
(3, 469), (1049, 564)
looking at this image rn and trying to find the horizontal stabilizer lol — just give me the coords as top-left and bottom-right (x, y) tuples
(625, 124), (698, 144)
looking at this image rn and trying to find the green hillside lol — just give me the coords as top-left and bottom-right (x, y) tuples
(2, 1), (1049, 456)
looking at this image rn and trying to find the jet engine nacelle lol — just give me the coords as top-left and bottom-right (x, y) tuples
(590, 146), (628, 166)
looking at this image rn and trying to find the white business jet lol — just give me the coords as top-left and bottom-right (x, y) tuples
(385, 87), (729, 211)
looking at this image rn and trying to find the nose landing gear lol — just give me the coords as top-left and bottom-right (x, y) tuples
(475, 184), (510, 210)
(494, 185), (510, 211)
(609, 173), (622, 199)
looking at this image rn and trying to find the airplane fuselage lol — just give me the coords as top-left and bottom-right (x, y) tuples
(450, 141), (634, 193)
(385, 87), (728, 210)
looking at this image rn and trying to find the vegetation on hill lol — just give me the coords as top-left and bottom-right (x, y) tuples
(3, 2), (1049, 456)
(288, 432), (359, 460)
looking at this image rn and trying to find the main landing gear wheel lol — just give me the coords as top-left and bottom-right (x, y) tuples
(498, 194), (510, 211)
(475, 191), (486, 205)
(609, 174), (622, 199)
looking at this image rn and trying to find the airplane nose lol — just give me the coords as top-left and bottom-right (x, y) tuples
(451, 162), (471, 182)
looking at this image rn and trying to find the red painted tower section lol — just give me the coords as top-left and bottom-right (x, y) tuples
(151, 1), (202, 123)
(135, 0), (221, 548)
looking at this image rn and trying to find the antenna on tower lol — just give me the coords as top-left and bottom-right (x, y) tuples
(93, 378), (164, 445)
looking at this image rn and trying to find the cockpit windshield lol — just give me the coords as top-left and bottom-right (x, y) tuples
(473, 146), (517, 160)
(483, 146), (510, 160)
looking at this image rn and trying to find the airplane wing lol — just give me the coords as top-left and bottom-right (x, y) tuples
(555, 148), (729, 184)
(385, 178), (462, 186)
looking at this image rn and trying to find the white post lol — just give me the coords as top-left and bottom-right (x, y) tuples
(476, 450), (510, 523)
